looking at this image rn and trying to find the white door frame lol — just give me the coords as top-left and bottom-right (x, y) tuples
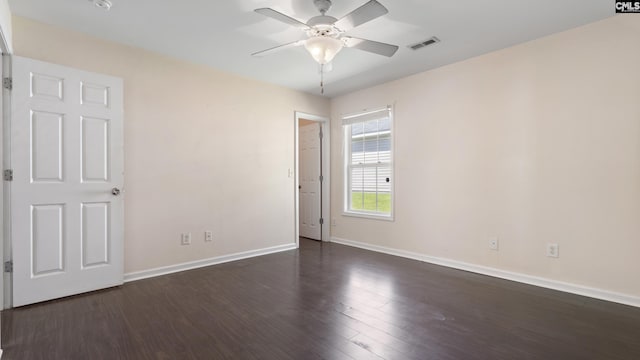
(294, 112), (330, 247)
(0, 19), (11, 357)
(1, 52), (8, 311)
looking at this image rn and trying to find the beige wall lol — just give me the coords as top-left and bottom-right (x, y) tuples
(13, 16), (329, 273)
(331, 15), (640, 298)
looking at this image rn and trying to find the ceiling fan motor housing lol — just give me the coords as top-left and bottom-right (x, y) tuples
(313, 0), (332, 14)
(307, 15), (339, 29)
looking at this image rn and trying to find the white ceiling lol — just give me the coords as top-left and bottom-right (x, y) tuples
(9, 0), (613, 97)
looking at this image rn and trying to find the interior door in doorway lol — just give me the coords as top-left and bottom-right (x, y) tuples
(299, 121), (322, 240)
(11, 56), (124, 307)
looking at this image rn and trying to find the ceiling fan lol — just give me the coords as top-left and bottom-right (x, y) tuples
(252, 0), (399, 66)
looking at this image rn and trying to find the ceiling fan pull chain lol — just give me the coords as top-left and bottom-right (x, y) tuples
(320, 64), (325, 94)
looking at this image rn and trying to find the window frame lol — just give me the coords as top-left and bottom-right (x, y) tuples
(342, 106), (394, 221)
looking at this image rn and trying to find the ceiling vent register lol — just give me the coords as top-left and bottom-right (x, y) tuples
(409, 37), (440, 51)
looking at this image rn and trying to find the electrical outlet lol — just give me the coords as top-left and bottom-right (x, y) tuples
(205, 231), (213, 242)
(489, 237), (499, 251)
(331, 218), (337, 226)
(547, 243), (559, 258)
(181, 233), (191, 246)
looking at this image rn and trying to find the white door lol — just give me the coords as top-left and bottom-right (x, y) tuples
(299, 122), (321, 240)
(11, 56), (124, 307)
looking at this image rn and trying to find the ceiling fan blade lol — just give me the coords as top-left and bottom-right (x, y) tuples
(333, 0), (388, 31)
(343, 37), (399, 57)
(255, 8), (310, 29)
(251, 40), (306, 57)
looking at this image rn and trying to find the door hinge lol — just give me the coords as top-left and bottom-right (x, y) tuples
(319, 218), (324, 225)
(319, 175), (323, 182)
(3, 77), (12, 90)
(3, 169), (13, 181)
(4, 261), (12, 273)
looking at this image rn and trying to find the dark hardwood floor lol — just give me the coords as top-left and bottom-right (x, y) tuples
(3, 239), (640, 359)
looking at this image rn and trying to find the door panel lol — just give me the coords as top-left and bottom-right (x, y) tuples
(31, 73), (64, 101)
(81, 116), (110, 182)
(81, 82), (110, 107)
(11, 56), (124, 307)
(31, 111), (64, 182)
(31, 204), (64, 276)
(81, 202), (110, 268)
(299, 122), (321, 240)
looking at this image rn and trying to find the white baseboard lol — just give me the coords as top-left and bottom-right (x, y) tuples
(330, 236), (640, 308)
(124, 243), (297, 283)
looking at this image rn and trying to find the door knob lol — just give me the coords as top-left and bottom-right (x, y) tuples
(111, 187), (121, 196)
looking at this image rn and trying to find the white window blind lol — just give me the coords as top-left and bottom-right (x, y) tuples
(343, 106), (393, 218)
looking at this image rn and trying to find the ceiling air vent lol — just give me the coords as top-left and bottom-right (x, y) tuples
(409, 37), (440, 51)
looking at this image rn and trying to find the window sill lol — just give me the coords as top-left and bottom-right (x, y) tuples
(342, 211), (394, 222)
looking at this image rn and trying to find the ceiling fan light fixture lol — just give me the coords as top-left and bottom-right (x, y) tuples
(304, 36), (343, 65)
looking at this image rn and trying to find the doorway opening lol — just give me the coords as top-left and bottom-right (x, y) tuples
(294, 112), (330, 247)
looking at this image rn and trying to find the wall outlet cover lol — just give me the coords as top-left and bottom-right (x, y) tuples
(489, 237), (499, 251)
(547, 243), (559, 258)
(181, 233), (191, 246)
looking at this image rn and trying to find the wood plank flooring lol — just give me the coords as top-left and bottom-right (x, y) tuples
(3, 239), (640, 359)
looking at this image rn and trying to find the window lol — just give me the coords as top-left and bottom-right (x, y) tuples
(343, 106), (393, 219)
